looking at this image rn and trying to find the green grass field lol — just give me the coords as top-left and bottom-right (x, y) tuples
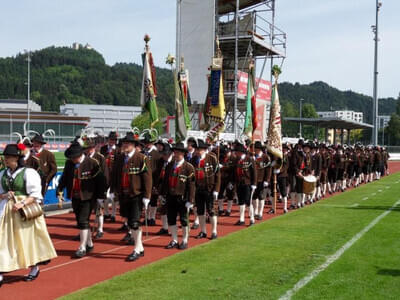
(62, 173), (400, 300)
(54, 151), (66, 169)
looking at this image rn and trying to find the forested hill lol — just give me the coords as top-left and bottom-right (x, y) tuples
(0, 46), (397, 121)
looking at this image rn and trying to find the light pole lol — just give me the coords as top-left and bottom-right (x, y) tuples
(371, 1), (382, 145)
(24, 50), (31, 132)
(299, 98), (304, 138)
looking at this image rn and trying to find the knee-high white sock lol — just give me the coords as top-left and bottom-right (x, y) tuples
(301, 193), (305, 205)
(218, 199), (224, 211)
(161, 215), (168, 230)
(290, 192), (296, 206)
(296, 193), (302, 207)
(104, 198), (110, 215)
(150, 206), (157, 219)
(98, 215), (104, 233)
(111, 199), (117, 217)
(252, 199), (259, 215)
(170, 225), (178, 242)
(283, 196), (288, 211)
(0, 274), (3, 282)
(87, 230), (93, 247)
(227, 200), (233, 212)
(199, 215), (207, 234)
(132, 229), (143, 253)
(79, 229), (89, 251)
(239, 205), (245, 222)
(249, 204), (255, 222)
(182, 226), (189, 243)
(194, 216), (199, 225)
(211, 216), (217, 235)
(259, 200), (265, 217)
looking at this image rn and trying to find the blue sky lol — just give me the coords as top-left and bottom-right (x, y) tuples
(0, 0), (398, 98)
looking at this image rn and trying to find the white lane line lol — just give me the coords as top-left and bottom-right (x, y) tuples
(279, 199), (400, 300)
(41, 236), (161, 273)
(362, 197), (369, 201)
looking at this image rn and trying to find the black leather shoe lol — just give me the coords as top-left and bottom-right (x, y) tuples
(118, 224), (128, 231)
(24, 270), (40, 282)
(218, 210), (224, 216)
(210, 233), (218, 240)
(126, 251), (140, 262)
(74, 249), (86, 258)
(110, 216), (116, 223)
(149, 219), (156, 226)
(72, 234), (80, 241)
(267, 209), (275, 214)
(191, 223), (199, 230)
(224, 211), (231, 216)
(85, 244), (94, 254)
(139, 250), (145, 257)
(0, 279), (3, 287)
(126, 238), (135, 245)
(195, 232), (207, 239)
(235, 220), (245, 226)
(156, 228), (169, 235)
(95, 231), (104, 239)
(104, 214), (111, 220)
(165, 240), (179, 249)
(178, 242), (188, 250)
(121, 232), (131, 242)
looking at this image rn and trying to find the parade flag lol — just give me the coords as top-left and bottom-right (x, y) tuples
(178, 68), (192, 130)
(173, 67), (187, 143)
(266, 65), (283, 159)
(243, 60), (257, 139)
(140, 35), (159, 128)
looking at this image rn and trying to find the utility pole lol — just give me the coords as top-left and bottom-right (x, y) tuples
(371, 1), (382, 145)
(25, 50), (31, 132)
(299, 98), (304, 138)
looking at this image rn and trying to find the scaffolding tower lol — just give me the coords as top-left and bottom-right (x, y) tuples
(176, 0), (286, 138)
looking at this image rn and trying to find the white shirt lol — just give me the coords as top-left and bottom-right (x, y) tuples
(0, 167), (43, 202)
(175, 159), (185, 168)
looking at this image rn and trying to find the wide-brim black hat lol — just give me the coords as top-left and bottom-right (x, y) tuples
(160, 143), (172, 155)
(3, 144), (25, 157)
(172, 142), (188, 153)
(65, 142), (84, 159)
(108, 131), (118, 140)
(121, 132), (139, 144)
(254, 141), (264, 150)
(32, 134), (46, 145)
(234, 143), (247, 153)
(195, 139), (208, 149)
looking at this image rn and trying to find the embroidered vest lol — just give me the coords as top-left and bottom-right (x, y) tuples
(1, 168), (27, 196)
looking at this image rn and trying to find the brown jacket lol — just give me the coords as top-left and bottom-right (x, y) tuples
(161, 160), (195, 203)
(112, 151), (152, 199)
(57, 155), (106, 201)
(191, 153), (221, 193)
(24, 153), (40, 171)
(233, 155), (257, 186)
(254, 152), (271, 183)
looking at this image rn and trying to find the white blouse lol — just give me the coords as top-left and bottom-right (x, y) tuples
(0, 167), (43, 202)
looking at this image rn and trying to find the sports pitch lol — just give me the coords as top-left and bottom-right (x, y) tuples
(61, 172), (400, 300)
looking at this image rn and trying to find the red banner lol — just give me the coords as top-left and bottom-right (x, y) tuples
(237, 71), (272, 102)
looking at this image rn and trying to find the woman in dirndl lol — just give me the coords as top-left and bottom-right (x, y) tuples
(0, 144), (57, 287)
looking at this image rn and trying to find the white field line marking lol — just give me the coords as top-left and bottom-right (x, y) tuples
(371, 193), (377, 196)
(41, 236), (161, 273)
(362, 197), (369, 201)
(279, 199), (400, 300)
(385, 186), (390, 189)
(378, 189), (383, 193)
(350, 203), (359, 207)
(318, 204), (354, 208)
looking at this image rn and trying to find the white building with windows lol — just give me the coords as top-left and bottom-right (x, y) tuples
(60, 104), (142, 135)
(317, 110), (363, 123)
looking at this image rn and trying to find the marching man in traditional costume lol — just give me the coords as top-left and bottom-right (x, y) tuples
(252, 141), (271, 218)
(57, 142), (106, 258)
(111, 132), (152, 261)
(233, 143), (257, 226)
(0, 144), (57, 286)
(161, 142), (195, 250)
(191, 139), (220, 240)
(31, 133), (57, 197)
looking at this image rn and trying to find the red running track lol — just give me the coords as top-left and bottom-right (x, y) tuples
(2, 161), (400, 300)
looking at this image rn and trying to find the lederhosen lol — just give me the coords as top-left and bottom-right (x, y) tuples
(235, 158), (254, 206)
(193, 156), (216, 217)
(218, 156), (235, 201)
(253, 153), (269, 200)
(71, 164), (96, 230)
